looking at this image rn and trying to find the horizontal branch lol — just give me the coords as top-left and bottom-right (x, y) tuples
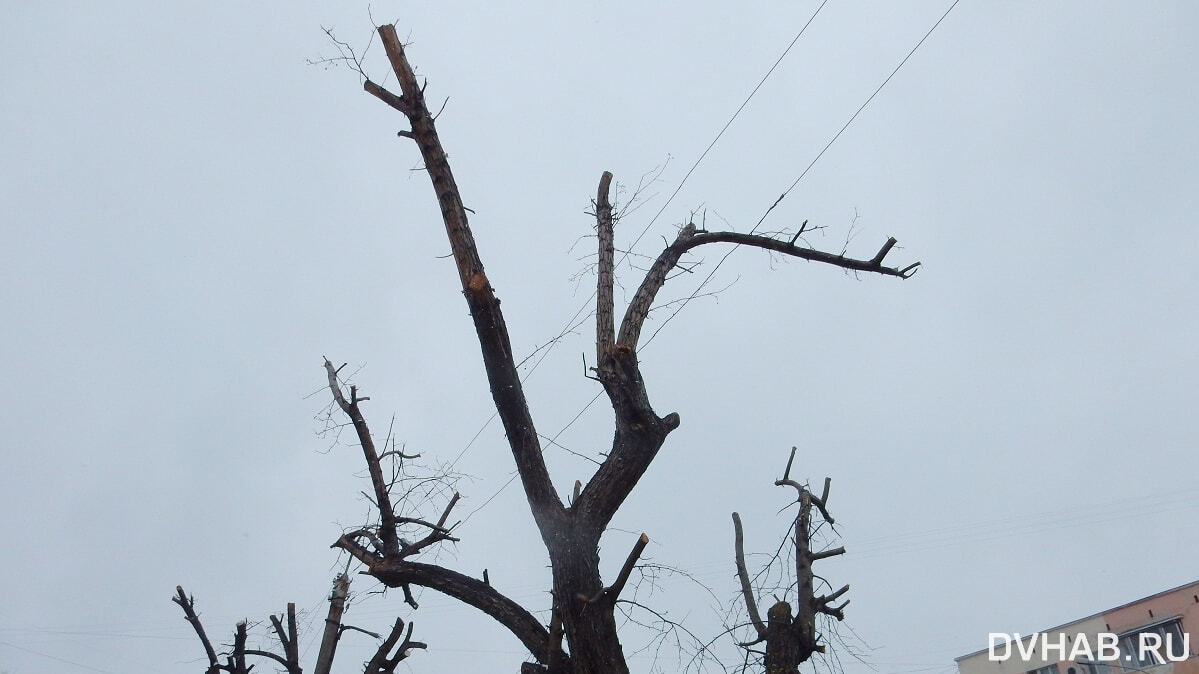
(810, 546), (845, 561)
(619, 228), (917, 349)
(618, 223), (695, 347)
(684, 231), (918, 278)
(596, 170), (616, 359)
(314, 574), (350, 674)
(371, 559), (568, 668)
(244, 649), (289, 669)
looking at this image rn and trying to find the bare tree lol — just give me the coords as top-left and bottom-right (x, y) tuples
(733, 447), (849, 673)
(173, 577), (425, 674)
(179, 20), (917, 674)
(340, 23), (913, 673)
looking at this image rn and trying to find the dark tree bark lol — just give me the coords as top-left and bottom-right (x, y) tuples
(175, 578), (425, 674)
(181, 19), (917, 674)
(339, 21), (915, 674)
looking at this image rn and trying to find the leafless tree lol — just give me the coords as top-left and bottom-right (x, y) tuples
(173, 577), (425, 674)
(732, 447), (849, 673)
(179, 20), (917, 674)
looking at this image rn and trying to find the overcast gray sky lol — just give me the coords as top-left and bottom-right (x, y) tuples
(3, 2), (1197, 673)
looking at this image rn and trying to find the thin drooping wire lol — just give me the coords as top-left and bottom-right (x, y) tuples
(446, 0), (831, 475)
(463, 1), (960, 522)
(642, 0), (961, 350)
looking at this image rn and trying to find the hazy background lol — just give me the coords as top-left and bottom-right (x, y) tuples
(2, 2), (1196, 672)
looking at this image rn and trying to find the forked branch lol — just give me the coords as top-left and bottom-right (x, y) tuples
(365, 618), (427, 674)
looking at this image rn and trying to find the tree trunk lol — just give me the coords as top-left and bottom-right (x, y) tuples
(548, 525), (629, 674)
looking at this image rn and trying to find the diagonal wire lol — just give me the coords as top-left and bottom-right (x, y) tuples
(446, 0), (832, 475)
(461, 0), (963, 521)
(642, 0), (961, 349)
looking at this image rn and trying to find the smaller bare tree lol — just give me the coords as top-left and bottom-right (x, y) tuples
(732, 447), (849, 673)
(173, 575), (426, 674)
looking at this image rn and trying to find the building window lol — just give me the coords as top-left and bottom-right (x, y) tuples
(1118, 618), (1186, 671)
(1028, 665), (1060, 674)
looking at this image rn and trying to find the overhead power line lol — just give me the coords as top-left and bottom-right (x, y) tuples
(447, 0), (832, 474)
(642, 0), (961, 348)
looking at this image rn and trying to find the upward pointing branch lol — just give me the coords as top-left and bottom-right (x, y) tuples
(596, 171), (616, 359)
(313, 574), (351, 674)
(731, 513), (766, 639)
(172, 587), (220, 674)
(366, 25), (565, 533)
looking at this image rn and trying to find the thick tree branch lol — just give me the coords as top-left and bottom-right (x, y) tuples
(617, 223), (696, 348)
(596, 171), (616, 359)
(231, 621), (249, 674)
(603, 533), (648, 604)
(546, 595), (565, 672)
(369, 24), (564, 534)
(372, 559), (568, 667)
(689, 231), (917, 277)
(731, 513), (767, 638)
(580, 216), (684, 529)
(325, 358), (400, 556)
(365, 618), (427, 674)
(313, 574), (351, 674)
(574, 348), (680, 532)
(811, 546), (845, 561)
(795, 491), (816, 645)
(619, 228), (917, 350)
(172, 586), (221, 674)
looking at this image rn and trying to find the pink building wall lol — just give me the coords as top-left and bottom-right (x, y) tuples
(957, 580), (1199, 674)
